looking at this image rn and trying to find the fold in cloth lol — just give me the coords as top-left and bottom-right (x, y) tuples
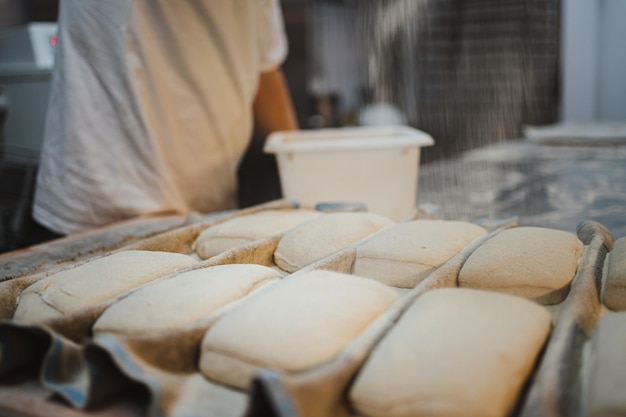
(4, 215), (611, 417)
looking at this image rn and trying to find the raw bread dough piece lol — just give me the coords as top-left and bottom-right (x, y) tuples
(192, 209), (322, 259)
(459, 227), (583, 304)
(14, 251), (197, 323)
(354, 220), (487, 288)
(274, 212), (394, 273)
(199, 270), (399, 390)
(94, 264), (281, 335)
(603, 236), (626, 311)
(350, 288), (551, 417)
(585, 312), (626, 416)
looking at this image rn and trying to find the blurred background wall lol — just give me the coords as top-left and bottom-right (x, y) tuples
(0, 0), (58, 30)
(1, 0), (625, 248)
(561, 0), (626, 122)
(9, 0), (626, 157)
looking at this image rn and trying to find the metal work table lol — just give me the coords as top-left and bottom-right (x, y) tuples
(418, 136), (626, 239)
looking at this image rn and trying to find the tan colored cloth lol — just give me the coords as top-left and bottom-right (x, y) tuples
(459, 227), (584, 304)
(519, 220), (611, 417)
(350, 288), (552, 417)
(585, 312), (626, 417)
(2, 217), (613, 417)
(603, 236), (626, 310)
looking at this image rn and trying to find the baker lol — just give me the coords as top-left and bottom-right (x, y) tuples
(33, 0), (297, 237)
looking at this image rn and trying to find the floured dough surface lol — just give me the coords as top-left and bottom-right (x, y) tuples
(199, 270), (399, 390)
(14, 251), (197, 323)
(274, 212), (394, 273)
(354, 220), (487, 288)
(170, 374), (248, 417)
(603, 236), (626, 311)
(192, 209), (322, 259)
(94, 264), (281, 335)
(585, 312), (626, 417)
(350, 288), (551, 417)
(459, 227), (583, 304)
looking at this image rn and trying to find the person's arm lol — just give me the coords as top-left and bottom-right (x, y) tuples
(253, 68), (298, 139)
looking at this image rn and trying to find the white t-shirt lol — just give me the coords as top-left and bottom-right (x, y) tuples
(33, 0), (288, 235)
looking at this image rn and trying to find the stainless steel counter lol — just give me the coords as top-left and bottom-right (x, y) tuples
(418, 138), (626, 239)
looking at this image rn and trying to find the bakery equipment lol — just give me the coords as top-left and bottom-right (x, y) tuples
(0, 23), (57, 250)
(0, 22), (57, 164)
(0, 199), (619, 417)
(264, 126), (434, 221)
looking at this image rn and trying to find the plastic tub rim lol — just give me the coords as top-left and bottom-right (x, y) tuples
(264, 125), (435, 154)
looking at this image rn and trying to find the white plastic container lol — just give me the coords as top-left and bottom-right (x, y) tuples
(264, 126), (434, 221)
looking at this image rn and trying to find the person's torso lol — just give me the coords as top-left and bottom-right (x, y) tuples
(34, 0), (267, 234)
